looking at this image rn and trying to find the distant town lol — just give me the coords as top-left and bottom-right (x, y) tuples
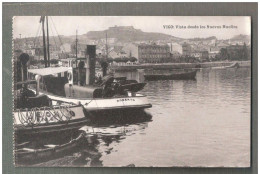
(14, 25), (251, 66)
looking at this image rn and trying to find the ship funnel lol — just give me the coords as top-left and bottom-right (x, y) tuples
(85, 45), (96, 85)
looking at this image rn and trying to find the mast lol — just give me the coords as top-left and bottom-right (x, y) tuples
(76, 29), (80, 85)
(40, 16), (47, 68)
(105, 31), (108, 59)
(46, 16), (50, 67)
(76, 29), (78, 60)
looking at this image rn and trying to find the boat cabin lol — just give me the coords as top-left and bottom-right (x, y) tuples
(27, 45), (146, 99)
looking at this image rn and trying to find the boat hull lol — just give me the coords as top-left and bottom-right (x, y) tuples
(144, 70), (197, 81)
(15, 132), (87, 165)
(32, 90), (152, 113)
(14, 105), (88, 135)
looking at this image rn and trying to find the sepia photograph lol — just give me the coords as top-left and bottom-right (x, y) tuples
(13, 16), (251, 167)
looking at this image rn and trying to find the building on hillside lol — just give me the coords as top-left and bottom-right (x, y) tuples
(209, 46), (221, 53)
(100, 38), (118, 45)
(182, 42), (192, 56)
(108, 25), (141, 32)
(49, 44), (61, 52)
(217, 42), (229, 50)
(122, 43), (171, 63)
(190, 50), (209, 61)
(209, 51), (219, 60)
(109, 50), (127, 59)
(168, 42), (182, 54)
(60, 43), (71, 53)
(138, 44), (170, 63)
(122, 43), (139, 59)
(190, 52), (202, 59)
(170, 51), (181, 58)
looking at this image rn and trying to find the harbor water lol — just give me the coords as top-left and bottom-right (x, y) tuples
(34, 67), (251, 167)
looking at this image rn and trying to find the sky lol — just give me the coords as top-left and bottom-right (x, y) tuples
(13, 16), (251, 40)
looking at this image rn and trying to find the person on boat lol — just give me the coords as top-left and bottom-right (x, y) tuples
(101, 75), (115, 98)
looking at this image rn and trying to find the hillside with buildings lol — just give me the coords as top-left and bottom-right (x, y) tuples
(14, 25), (251, 64)
(230, 34), (250, 43)
(85, 26), (182, 42)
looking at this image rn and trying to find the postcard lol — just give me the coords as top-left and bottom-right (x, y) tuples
(13, 16), (251, 167)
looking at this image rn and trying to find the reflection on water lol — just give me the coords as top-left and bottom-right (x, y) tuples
(111, 67), (250, 167)
(18, 67), (251, 167)
(20, 110), (152, 167)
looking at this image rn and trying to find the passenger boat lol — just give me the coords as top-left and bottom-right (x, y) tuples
(144, 70), (197, 81)
(15, 131), (87, 165)
(27, 66), (152, 114)
(25, 16), (151, 115)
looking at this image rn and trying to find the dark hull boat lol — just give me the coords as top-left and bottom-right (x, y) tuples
(15, 132), (87, 165)
(144, 70), (197, 81)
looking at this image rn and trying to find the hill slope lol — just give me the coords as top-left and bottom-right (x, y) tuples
(85, 26), (182, 42)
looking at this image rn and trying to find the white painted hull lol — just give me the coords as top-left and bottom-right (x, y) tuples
(14, 105), (88, 134)
(14, 105), (86, 126)
(32, 90), (152, 112)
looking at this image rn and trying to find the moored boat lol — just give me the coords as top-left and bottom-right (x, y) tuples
(211, 62), (240, 69)
(14, 55), (89, 135)
(15, 131), (88, 165)
(23, 16), (152, 115)
(144, 70), (197, 81)
(14, 102), (89, 135)
(27, 48), (152, 114)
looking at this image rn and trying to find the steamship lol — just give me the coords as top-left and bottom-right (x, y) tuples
(26, 16), (152, 114)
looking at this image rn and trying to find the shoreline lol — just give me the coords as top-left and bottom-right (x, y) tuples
(110, 60), (251, 71)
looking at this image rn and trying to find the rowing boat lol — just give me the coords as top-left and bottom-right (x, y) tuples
(144, 70), (197, 81)
(15, 132), (87, 165)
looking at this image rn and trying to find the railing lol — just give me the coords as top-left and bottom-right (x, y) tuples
(15, 105), (75, 127)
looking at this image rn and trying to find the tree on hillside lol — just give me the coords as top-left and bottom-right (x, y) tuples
(242, 43), (249, 60)
(220, 48), (229, 60)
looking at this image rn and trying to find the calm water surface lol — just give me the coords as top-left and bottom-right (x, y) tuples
(99, 68), (250, 167)
(34, 67), (251, 167)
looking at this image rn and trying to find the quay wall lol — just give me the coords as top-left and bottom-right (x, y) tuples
(110, 61), (251, 71)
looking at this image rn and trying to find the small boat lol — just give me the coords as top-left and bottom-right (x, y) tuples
(144, 70), (197, 81)
(211, 62), (240, 69)
(226, 62), (240, 68)
(15, 131), (87, 165)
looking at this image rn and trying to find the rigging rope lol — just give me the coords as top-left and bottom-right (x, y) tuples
(33, 23), (41, 47)
(50, 17), (65, 51)
(49, 23), (58, 52)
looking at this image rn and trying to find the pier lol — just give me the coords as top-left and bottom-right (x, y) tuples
(110, 61), (251, 71)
